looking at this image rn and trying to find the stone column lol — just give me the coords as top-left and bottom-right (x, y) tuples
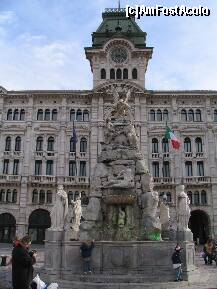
(90, 96), (99, 172)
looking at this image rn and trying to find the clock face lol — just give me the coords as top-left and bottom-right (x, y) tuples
(110, 47), (128, 64)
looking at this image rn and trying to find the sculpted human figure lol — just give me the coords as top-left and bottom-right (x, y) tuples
(117, 207), (126, 228)
(177, 185), (191, 231)
(71, 197), (82, 233)
(160, 201), (170, 225)
(103, 168), (134, 188)
(50, 185), (68, 230)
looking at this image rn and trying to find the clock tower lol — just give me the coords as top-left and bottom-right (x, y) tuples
(85, 7), (153, 89)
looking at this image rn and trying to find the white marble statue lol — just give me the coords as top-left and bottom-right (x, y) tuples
(71, 197), (82, 233)
(141, 190), (159, 218)
(50, 185), (68, 230)
(177, 184), (191, 231)
(160, 201), (170, 225)
(103, 168), (134, 188)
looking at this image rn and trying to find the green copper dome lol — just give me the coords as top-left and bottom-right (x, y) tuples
(88, 8), (147, 49)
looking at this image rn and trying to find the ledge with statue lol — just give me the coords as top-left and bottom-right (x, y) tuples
(41, 88), (196, 287)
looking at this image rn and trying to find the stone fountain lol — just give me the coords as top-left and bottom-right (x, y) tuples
(42, 89), (196, 288)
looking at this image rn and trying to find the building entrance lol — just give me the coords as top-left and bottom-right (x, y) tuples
(189, 210), (210, 244)
(0, 213), (16, 243)
(28, 209), (51, 244)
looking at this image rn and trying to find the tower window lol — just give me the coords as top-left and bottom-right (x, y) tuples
(116, 68), (122, 80)
(132, 68), (137, 79)
(110, 69), (115, 79)
(123, 68), (128, 79)
(101, 69), (106, 79)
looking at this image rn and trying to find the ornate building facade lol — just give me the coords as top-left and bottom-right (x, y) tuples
(0, 8), (216, 243)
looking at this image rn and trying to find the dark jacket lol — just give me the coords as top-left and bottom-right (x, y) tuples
(172, 250), (182, 264)
(12, 243), (36, 289)
(80, 241), (94, 258)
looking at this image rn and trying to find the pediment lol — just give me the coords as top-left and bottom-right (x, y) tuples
(94, 81), (145, 94)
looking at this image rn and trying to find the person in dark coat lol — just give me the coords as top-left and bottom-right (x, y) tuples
(80, 240), (94, 274)
(171, 244), (182, 282)
(12, 235), (37, 289)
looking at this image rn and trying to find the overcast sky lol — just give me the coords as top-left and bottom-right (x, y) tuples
(0, 0), (216, 91)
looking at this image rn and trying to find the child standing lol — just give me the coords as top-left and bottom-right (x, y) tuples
(80, 240), (95, 274)
(171, 244), (182, 282)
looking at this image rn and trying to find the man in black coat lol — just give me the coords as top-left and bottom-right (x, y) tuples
(12, 236), (37, 289)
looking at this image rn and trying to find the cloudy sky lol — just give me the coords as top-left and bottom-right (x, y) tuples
(0, 0), (216, 91)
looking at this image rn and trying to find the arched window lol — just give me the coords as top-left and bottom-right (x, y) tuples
(185, 161), (193, 177)
(32, 190), (38, 204)
(152, 162), (159, 177)
(7, 109), (12, 121)
(181, 109), (187, 122)
(36, 136), (43, 151)
(116, 68), (122, 79)
(132, 68), (137, 79)
(46, 190), (52, 204)
(150, 110), (155, 121)
(162, 138), (169, 153)
(195, 109), (202, 122)
(83, 110), (89, 122)
(0, 190), (5, 202)
(162, 161), (170, 177)
(123, 68), (128, 79)
(70, 109), (76, 121)
(52, 109), (57, 121)
(76, 109), (82, 121)
(6, 189), (11, 203)
(12, 190), (17, 203)
(184, 137), (191, 152)
(188, 109), (194, 122)
(47, 137), (54, 151)
(152, 138), (159, 153)
(5, 136), (11, 151)
(195, 137), (203, 153)
(166, 192), (172, 203)
(187, 191), (192, 205)
(70, 137), (76, 152)
(13, 109), (19, 121)
(201, 190), (207, 205)
(15, 136), (21, 151)
(81, 191), (89, 205)
(110, 69), (115, 79)
(156, 109), (162, 121)
(39, 190), (45, 204)
(74, 191), (80, 201)
(214, 110), (217, 122)
(20, 109), (25, 121)
(44, 109), (50, 121)
(80, 137), (87, 152)
(101, 68), (106, 79)
(68, 191), (74, 204)
(37, 109), (43, 121)
(79, 161), (86, 176)
(163, 109), (169, 121)
(194, 191), (200, 205)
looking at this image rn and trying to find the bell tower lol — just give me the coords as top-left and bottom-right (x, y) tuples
(85, 7), (153, 89)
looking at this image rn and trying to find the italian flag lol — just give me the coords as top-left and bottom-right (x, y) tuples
(165, 126), (181, 150)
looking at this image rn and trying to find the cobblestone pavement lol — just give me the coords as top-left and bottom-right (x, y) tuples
(0, 244), (217, 289)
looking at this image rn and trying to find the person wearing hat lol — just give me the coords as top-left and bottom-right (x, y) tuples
(171, 244), (183, 282)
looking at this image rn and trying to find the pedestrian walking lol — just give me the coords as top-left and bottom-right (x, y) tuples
(12, 235), (37, 289)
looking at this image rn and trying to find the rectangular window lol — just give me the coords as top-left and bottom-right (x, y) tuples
(152, 162), (159, 177)
(69, 161), (77, 176)
(185, 162), (193, 177)
(79, 161), (86, 177)
(35, 160), (42, 175)
(46, 160), (53, 175)
(162, 162), (170, 177)
(46, 191), (52, 204)
(13, 160), (19, 175)
(3, 159), (9, 174)
(197, 161), (204, 176)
